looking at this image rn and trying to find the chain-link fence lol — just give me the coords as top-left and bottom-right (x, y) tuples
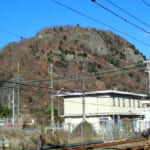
(0, 125), (41, 150)
(40, 119), (150, 146)
(0, 119), (150, 149)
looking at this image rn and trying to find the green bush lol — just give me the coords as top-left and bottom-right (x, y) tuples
(128, 44), (135, 49)
(41, 49), (45, 54)
(0, 104), (12, 118)
(110, 58), (120, 67)
(28, 96), (33, 103)
(55, 60), (68, 68)
(119, 52), (126, 59)
(45, 107), (62, 122)
(47, 57), (53, 63)
(63, 35), (67, 40)
(29, 41), (39, 55)
(129, 73), (133, 78)
(88, 62), (97, 72)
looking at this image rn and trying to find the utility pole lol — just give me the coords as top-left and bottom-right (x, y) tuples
(57, 96), (60, 116)
(17, 62), (20, 123)
(12, 85), (15, 126)
(82, 56), (86, 121)
(50, 64), (54, 127)
(7, 94), (11, 109)
(145, 60), (150, 96)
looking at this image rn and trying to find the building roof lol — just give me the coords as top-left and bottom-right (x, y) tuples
(57, 90), (147, 98)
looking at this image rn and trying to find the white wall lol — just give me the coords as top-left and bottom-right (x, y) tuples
(64, 117), (100, 132)
(64, 95), (142, 117)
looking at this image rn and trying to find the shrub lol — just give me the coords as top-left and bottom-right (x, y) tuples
(35, 56), (40, 61)
(129, 73), (133, 78)
(63, 35), (67, 40)
(28, 96), (33, 103)
(0, 104), (12, 118)
(97, 64), (101, 69)
(58, 45), (62, 50)
(128, 44), (135, 49)
(88, 62), (97, 72)
(96, 75), (101, 80)
(59, 40), (63, 45)
(134, 49), (139, 55)
(59, 27), (63, 31)
(55, 60), (68, 68)
(47, 57), (53, 63)
(29, 41), (39, 55)
(74, 39), (78, 43)
(135, 75), (140, 82)
(119, 52), (126, 59)
(41, 49), (45, 54)
(47, 51), (53, 56)
(45, 107), (63, 123)
(0, 54), (3, 59)
(77, 53), (87, 57)
(110, 58), (120, 67)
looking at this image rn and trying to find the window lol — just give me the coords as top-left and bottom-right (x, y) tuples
(138, 100), (140, 108)
(129, 98), (131, 107)
(113, 97), (115, 106)
(133, 99), (135, 107)
(123, 98), (125, 107)
(118, 97), (120, 107)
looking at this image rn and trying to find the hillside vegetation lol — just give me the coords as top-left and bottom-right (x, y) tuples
(0, 26), (148, 119)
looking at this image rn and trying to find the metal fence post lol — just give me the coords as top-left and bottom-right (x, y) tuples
(111, 120), (113, 141)
(39, 126), (42, 149)
(81, 123), (83, 143)
(102, 123), (104, 142)
(22, 128), (24, 150)
(91, 123), (93, 142)
(68, 123), (71, 144)
(1, 125), (5, 150)
(139, 121), (141, 133)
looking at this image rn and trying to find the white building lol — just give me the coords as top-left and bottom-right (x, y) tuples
(136, 100), (150, 131)
(59, 90), (147, 132)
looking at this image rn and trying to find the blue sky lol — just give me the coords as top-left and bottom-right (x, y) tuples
(0, 0), (150, 59)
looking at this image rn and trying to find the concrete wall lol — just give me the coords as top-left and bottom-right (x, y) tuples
(64, 95), (142, 117)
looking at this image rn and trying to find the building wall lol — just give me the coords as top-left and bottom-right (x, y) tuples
(64, 95), (142, 117)
(64, 117), (100, 132)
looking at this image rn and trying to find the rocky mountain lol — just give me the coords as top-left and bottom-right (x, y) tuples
(0, 26), (148, 118)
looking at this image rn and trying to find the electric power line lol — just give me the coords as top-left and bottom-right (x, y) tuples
(52, 66), (145, 83)
(51, 0), (150, 50)
(92, 0), (150, 35)
(142, 0), (150, 7)
(0, 29), (23, 39)
(21, 62), (146, 83)
(106, 0), (150, 29)
(0, 79), (82, 92)
(20, 97), (142, 110)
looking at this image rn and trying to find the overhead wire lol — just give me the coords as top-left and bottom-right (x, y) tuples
(91, 0), (150, 35)
(106, 0), (150, 29)
(0, 79), (82, 92)
(52, 66), (145, 83)
(142, 0), (150, 8)
(0, 29), (23, 39)
(19, 97), (142, 110)
(20, 62), (146, 83)
(51, 0), (150, 50)
(0, 63), (145, 96)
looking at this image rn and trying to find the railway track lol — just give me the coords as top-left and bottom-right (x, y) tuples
(60, 138), (149, 150)
(23, 137), (150, 150)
